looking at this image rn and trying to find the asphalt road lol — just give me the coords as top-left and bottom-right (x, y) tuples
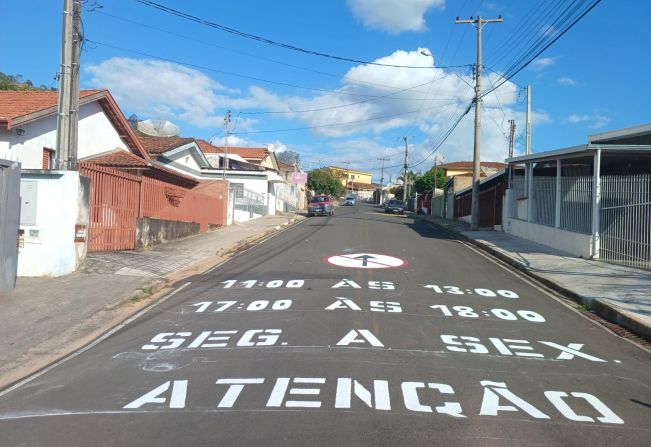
(1, 203), (650, 446)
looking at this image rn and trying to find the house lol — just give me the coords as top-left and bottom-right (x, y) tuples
(326, 166), (373, 187)
(0, 89), (228, 276)
(437, 161), (507, 179)
(503, 123), (651, 268)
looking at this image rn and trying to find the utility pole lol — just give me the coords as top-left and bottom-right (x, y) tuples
(56, 0), (82, 170)
(402, 136), (409, 203)
(508, 119), (516, 159)
(377, 157), (389, 204)
(525, 85), (532, 155)
(222, 110), (231, 179)
(455, 15), (503, 231)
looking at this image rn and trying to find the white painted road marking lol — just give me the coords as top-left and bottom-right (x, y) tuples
(324, 253), (407, 269)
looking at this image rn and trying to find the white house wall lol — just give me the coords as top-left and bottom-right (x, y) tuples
(0, 101), (129, 169)
(17, 171), (90, 277)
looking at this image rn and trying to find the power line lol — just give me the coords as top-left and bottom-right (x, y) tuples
(94, 10), (471, 93)
(133, 0), (471, 70)
(86, 39), (447, 100)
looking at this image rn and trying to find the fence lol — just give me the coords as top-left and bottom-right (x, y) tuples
(141, 177), (226, 232)
(80, 164), (227, 251)
(455, 181), (506, 227)
(230, 183), (267, 222)
(274, 182), (300, 212)
(80, 164), (140, 252)
(507, 174), (593, 234)
(599, 174), (651, 268)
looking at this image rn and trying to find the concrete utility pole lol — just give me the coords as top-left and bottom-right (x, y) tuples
(525, 85), (532, 155)
(56, 0), (82, 170)
(508, 119), (516, 159)
(402, 137), (409, 203)
(222, 110), (231, 179)
(455, 15), (503, 231)
(377, 156), (389, 204)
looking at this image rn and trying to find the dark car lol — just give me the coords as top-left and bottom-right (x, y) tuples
(308, 195), (335, 216)
(384, 199), (405, 214)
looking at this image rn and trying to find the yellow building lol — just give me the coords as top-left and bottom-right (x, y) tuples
(327, 166), (373, 186)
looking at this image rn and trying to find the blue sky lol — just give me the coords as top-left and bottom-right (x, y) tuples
(2, 0), (650, 181)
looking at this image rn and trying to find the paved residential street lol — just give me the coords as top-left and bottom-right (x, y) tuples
(0, 203), (650, 446)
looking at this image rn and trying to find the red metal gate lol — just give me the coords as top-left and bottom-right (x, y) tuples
(79, 164), (140, 252)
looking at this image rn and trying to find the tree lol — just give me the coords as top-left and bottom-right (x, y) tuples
(414, 167), (447, 193)
(276, 150), (301, 167)
(307, 169), (344, 197)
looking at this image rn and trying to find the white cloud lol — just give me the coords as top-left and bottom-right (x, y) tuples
(85, 57), (254, 129)
(557, 77), (576, 86)
(235, 48), (524, 168)
(565, 113), (609, 129)
(346, 0), (445, 33)
(530, 57), (558, 70)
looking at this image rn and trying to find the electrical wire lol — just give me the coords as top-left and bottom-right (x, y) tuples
(133, 0), (471, 70)
(93, 10), (471, 93)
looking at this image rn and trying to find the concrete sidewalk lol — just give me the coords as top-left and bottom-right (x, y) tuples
(419, 215), (651, 342)
(0, 213), (304, 389)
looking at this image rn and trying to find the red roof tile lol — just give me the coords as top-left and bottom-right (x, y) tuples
(80, 149), (148, 168)
(0, 90), (103, 127)
(197, 140), (269, 159)
(438, 161), (507, 170)
(137, 135), (196, 154)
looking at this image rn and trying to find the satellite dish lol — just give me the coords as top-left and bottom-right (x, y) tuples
(137, 119), (180, 137)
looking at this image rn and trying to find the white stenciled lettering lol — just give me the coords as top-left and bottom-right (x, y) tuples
(489, 338), (543, 358)
(188, 330), (237, 348)
(142, 332), (191, 350)
(368, 281), (395, 290)
(369, 301), (402, 313)
(479, 381), (549, 419)
(401, 382), (465, 417)
(325, 298), (362, 311)
(267, 378), (326, 408)
(539, 341), (607, 362)
(216, 378), (265, 408)
(545, 391), (624, 424)
(331, 279), (362, 289)
(237, 329), (281, 347)
(335, 379), (391, 410)
(336, 330), (384, 347)
(124, 380), (187, 409)
(441, 335), (488, 353)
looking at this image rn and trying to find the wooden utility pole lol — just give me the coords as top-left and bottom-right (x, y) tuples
(402, 137), (409, 203)
(455, 15), (503, 230)
(56, 0), (82, 170)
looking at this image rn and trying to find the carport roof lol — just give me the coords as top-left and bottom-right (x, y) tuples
(506, 144), (651, 164)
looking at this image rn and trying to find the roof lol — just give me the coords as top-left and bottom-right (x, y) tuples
(138, 135), (196, 155)
(80, 149), (148, 168)
(199, 142), (269, 159)
(278, 161), (295, 170)
(437, 161), (507, 170)
(588, 122), (651, 145)
(0, 89), (149, 160)
(506, 144), (651, 164)
(328, 166), (372, 176)
(0, 90), (102, 127)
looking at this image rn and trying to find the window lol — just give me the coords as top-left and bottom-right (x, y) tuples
(42, 148), (55, 169)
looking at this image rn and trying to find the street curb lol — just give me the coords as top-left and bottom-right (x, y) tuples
(0, 215), (305, 394)
(419, 217), (651, 343)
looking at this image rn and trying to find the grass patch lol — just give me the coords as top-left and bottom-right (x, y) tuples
(580, 301), (593, 312)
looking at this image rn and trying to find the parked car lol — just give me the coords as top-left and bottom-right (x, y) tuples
(384, 199), (405, 214)
(344, 195), (356, 206)
(308, 195), (335, 216)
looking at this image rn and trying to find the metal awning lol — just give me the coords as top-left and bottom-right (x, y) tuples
(506, 144), (651, 164)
